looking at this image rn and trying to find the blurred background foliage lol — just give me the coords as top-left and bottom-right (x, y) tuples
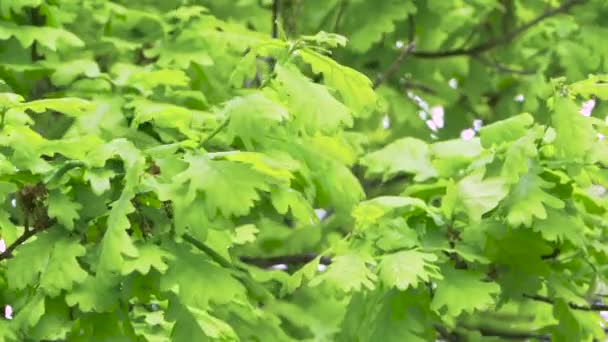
(200, 0), (605, 143)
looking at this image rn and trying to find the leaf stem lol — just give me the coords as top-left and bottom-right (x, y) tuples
(524, 294), (608, 311)
(199, 117), (230, 149)
(182, 233), (232, 268)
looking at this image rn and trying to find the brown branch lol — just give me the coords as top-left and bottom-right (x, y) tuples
(524, 294), (608, 311)
(0, 227), (40, 261)
(412, 0), (587, 59)
(374, 42), (416, 89)
(240, 253), (332, 268)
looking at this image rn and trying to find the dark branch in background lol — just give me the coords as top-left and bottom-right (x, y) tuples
(524, 294), (608, 311)
(460, 324), (547, 340)
(473, 55), (536, 75)
(373, 15), (416, 89)
(271, 0), (279, 38)
(240, 253), (332, 268)
(401, 80), (437, 95)
(29, 7), (44, 62)
(239, 252), (608, 312)
(373, 41), (415, 88)
(541, 247), (560, 260)
(332, 0), (349, 33)
(412, 0), (587, 59)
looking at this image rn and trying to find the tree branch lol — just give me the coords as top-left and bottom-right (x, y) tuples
(524, 294), (608, 311)
(240, 253), (332, 268)
(473, 55), (536, 75)
(373, 15), (416, 89)
(462, 325), (546, 340)
(0, 227), (39, 261)
(199, 117), (229, 148)
(182, 233), (233, 268)
(412, 0), (586, 59)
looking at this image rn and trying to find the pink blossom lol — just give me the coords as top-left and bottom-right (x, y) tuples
(461, 128), (476, 141)
(599, 133), (605, 141)
(0, 239), (5, 254)
(4, 305), (12, 320)
(430, 106), (444, 129)
(426, 119), (438, 132)
(580, 99), (596, 117)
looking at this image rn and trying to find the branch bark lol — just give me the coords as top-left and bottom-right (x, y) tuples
(0, 227), (39, 261)
(412, 0), (586, 59)
(525, 294), (608, 311)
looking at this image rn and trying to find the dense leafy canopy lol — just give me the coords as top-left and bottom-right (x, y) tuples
(0, 0), (608, 341)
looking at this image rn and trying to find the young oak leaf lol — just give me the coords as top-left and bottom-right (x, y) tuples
(65, 275), (119, 312)
(500, 130), (540, 184)
(167, 300), (238, 341)
(121, 244), (173, 275)
(503, 171), (564, 227)
(352, 196), (436, 229)
(222, 92), (289, 149)
(173, 154), (270, 218)
(8, 97), (94, 117)
(552, 96), (595, 161)
(533, 208), (585, 245)
(6, 230), (87, 297)
(47, 189), (82, 230)
(160, 249), (246, 309)
(430, 268), (500, 317)
(478, 113), (535, 148)
(451, 170), (508, 222)
(360, 137), (437, 182)
(0, 21), (83, 50)
(273, 65), (352, 135)
(309, 253), (377, 292)
(91, 139), (144, 274)
(300, 48), (377, 116)
(378, 250), (442, 290)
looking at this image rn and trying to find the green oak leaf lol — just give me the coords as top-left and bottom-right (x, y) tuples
(431, 268), (500, 317)
(378, 250), (442, 290)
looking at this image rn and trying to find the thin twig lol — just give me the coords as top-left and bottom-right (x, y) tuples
(0, 228), (40, 261)
(524, 294), (608, 311)
(374, 41), (416, 89)
(271, 0), (279, 38)
(473, 55), (536, 75)
(412, 0), (587, 59)
(461, 324), (546, 340)
(401, 80), (437, 95)
(182, 233), (232, 268)
(199, 118), (229, 148)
